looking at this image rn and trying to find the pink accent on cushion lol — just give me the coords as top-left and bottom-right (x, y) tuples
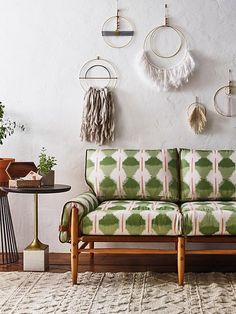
(95, 150), (99, 197)
(121, 213), (124, 233)
(213, 150), (217, 198)
(190, 150), (196, 200)
(140, 150), (145, 198)
(162, 149), (169, 198)
(148, 212), (151, 234)
(118, 149), (122, 198)
(94, 213), (97, 234)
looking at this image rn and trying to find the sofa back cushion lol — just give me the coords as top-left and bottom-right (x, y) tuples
(86, 149), (179, 201)
(180, 149), (236, 201)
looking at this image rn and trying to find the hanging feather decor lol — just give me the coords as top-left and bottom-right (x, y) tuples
(187, 98), (207, 134)
(139, 50), (195, 92)
(80, 87), (115, 145)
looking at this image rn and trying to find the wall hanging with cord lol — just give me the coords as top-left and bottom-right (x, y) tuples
(79, 56), (118, 145)
(138, 4), (195, 92)
(214, 69), (235, 117)
(102, 0), (134, 48)
(187, 97), (207, 134)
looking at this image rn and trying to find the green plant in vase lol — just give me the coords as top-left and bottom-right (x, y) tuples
(0, 102), (25, 186)
(38, 148), (57, 186)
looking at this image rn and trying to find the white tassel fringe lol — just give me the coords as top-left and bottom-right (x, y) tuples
(138, 50), (195, 91)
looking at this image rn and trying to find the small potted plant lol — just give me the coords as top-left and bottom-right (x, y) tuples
(0, 102), (25, 186)
(38, 148), (57, 186)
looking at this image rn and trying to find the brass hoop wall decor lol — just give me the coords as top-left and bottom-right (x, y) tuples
(102, 0), (134, 48)
(138, 4), (195, 91)
(214, 69), (236, 117)
(79, 56), (118, 91)
(148, 5), (184, 59)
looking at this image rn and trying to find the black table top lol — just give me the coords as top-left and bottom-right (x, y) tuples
(1, 184), (71, 194)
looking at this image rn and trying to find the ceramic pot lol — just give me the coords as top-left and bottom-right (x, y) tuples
(0, 158), (15, 186)
(40, 170), (55, 186)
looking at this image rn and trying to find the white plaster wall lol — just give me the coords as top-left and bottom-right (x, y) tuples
(0, 0), (235, 252)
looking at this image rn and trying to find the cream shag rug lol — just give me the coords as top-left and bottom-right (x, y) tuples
(1, 272), (236, 313)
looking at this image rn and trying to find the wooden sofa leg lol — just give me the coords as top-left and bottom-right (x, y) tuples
(178, 237), (185, 286)
(71, 206), (78, 285)
(89, 242), (94, 259)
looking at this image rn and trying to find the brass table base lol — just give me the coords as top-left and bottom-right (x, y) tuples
(23, 194), (49, 271)
(25, 238), (48, 251)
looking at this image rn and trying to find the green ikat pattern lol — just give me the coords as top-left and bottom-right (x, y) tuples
(180, 149), (236, 201)
(182, 201), (236, 236)
(86, 149), (179, 201)
(81, 200), (181, 236)
(59, 191), (99, 243)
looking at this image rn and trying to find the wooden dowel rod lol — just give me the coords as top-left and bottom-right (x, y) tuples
(186, 249), (236, 255)
(78, 248), (177, 255)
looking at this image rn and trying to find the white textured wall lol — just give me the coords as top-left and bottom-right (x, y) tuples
(0, 0), (236, 252)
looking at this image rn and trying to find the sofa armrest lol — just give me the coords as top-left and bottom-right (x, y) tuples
(59, 191), (99, 243)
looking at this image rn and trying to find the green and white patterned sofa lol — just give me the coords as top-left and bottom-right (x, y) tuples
(59, 148), (236, 286)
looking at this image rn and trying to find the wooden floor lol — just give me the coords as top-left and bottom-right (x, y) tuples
(1, 253), (236, 273)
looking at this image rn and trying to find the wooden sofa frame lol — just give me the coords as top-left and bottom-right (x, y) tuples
(71, 206), (185, 286)
(71, 207), (236, 286)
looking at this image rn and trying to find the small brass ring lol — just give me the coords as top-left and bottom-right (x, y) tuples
(79, 57), (117, 91)
(102, 15), (134, 49)
(214, 85), (236, 117)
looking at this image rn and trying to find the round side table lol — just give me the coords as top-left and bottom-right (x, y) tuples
(1, 184), (71, 271)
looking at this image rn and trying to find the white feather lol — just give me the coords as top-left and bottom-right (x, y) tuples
(138, 50), (195, 91)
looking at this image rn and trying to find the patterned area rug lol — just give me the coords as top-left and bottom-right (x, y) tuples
(1, 272), (236, 313)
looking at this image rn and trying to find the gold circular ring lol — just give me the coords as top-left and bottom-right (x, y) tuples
(150, 25), (183, 58)
(214, 85), (236, 117)
(102, 15), (134, 49)
(79, 57), (117, 91)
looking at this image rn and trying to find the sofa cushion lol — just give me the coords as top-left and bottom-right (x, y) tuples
(86, 149), (179, 201)
(81, 200), (181, 236)
(180, 149), (236, 201)
(182, 201), (236, 236)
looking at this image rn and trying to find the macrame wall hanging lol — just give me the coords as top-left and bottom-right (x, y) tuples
(79, 56), (118, 145)
(138, 4), (195, 91)
(214, 69), (235, 117)
(102, 0), (134, 48)
(187, 97), (207, 134)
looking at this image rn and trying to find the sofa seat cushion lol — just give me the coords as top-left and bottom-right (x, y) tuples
(81, 200), (181, 236)
(182, 201), (236, 236)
